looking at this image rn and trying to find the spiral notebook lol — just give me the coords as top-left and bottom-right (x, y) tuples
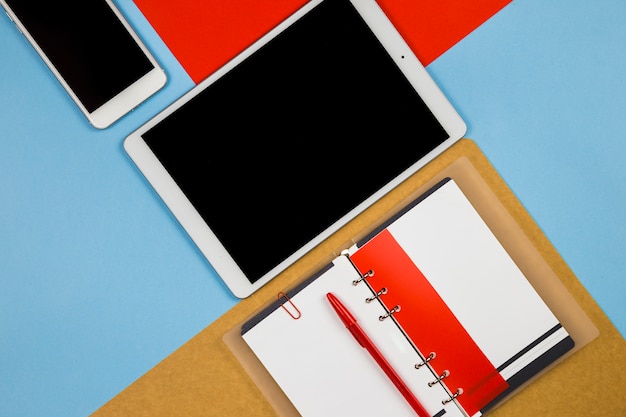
(241, 178), (575, 417)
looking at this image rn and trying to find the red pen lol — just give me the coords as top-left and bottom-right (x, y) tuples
(326, 292), (430, 417)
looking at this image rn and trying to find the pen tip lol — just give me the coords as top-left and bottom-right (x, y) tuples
(326, 292), (356, 326)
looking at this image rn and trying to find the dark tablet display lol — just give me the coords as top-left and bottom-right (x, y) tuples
(125, 0), (465, 297)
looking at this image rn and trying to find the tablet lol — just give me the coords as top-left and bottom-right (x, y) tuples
(124, 0), (467, 298)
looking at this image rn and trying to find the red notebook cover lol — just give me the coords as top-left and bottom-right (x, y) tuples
(350, 229), (509, 416)
(134, 0), (511, 84)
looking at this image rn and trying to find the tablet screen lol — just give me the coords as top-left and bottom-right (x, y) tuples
(137, 0), (454, 285)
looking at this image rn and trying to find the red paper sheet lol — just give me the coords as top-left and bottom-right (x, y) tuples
(377, 0), (512, 67)
(134, 0), (511, 84)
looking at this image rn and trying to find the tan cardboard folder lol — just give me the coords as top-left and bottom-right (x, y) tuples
(92, 139), (625, 417)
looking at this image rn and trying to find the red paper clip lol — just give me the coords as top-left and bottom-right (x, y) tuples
(278, 291), (301, 320)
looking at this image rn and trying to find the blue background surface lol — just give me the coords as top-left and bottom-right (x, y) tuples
(1, 1), (624, 416)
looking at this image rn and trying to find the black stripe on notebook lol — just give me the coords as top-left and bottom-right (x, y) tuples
(497, 323), (564, 372)
(482, 331), (575, 414)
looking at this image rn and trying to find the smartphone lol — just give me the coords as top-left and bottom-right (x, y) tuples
(1, 0), (167, 129)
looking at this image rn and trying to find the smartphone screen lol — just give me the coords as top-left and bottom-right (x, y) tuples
(2, 0), (166, 128)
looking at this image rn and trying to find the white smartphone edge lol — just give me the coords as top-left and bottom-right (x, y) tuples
(1, 0), (167, 129)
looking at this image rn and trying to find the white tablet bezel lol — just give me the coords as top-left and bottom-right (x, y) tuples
(124, 0), (466, 298)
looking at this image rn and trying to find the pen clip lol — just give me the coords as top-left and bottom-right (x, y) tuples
(278, 291), (301, 320)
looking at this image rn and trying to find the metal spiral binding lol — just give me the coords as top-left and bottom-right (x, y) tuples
(352, 269), (374, 285)
(365, 287), (387, 303)
(378, 305), (400, 321)
(428, 370), (450, 387)
(414, 352), (436, 369)
(442, 388), (464, 405)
